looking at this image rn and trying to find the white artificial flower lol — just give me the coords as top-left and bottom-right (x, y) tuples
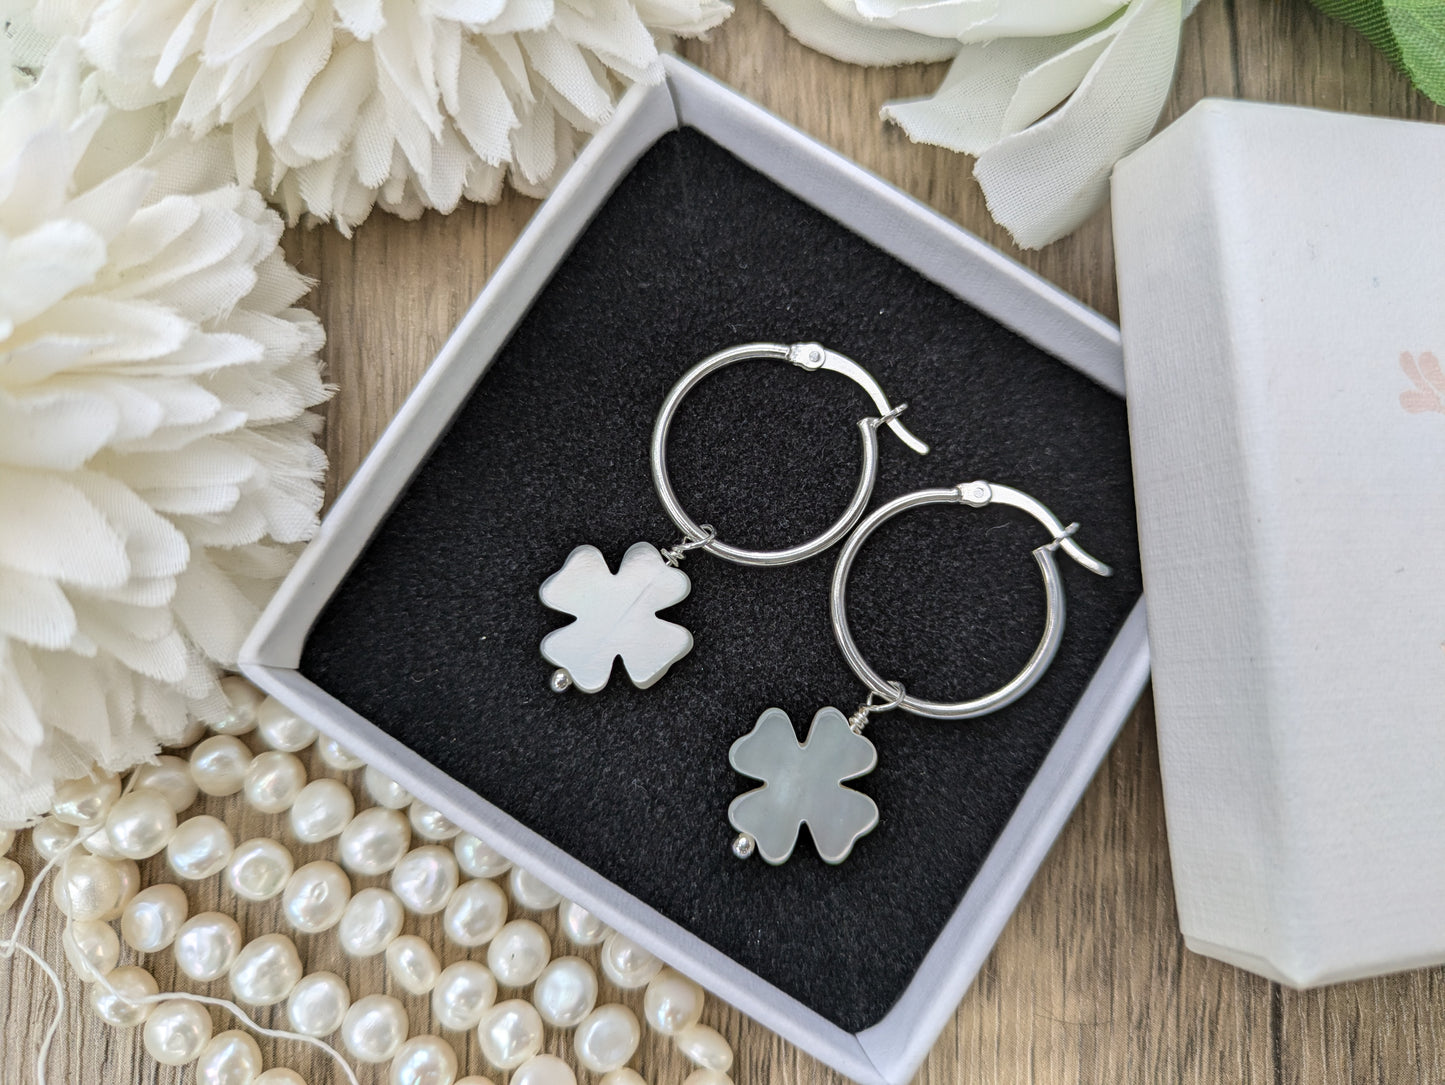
(12, 0), (731, 234)
(0, 41), (329, 826)
(762, 0), (1198, 248)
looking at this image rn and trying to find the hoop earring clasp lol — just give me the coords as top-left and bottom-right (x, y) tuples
(830, 480), (1112, 720)
(650, 342), (929, 567)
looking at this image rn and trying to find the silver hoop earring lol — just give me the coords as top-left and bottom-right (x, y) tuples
(538, 342), (928, 695)
(726, 480), (1113, 866)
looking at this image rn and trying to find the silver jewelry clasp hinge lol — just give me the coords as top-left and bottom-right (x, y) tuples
(788, 342), (931, 456)
(1035, 521), (1112, 577)
(955, 480), (1113, 578)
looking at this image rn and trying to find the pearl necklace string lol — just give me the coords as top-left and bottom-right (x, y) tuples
(0, 676), (738, 1085)
(0, 844), (70, 1085)
(3, 808), (365, 1085)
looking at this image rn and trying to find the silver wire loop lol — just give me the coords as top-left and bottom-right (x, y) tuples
(830, 481), (1113, 720)
(847, 682), (906, 734)
(659, 524), (717, 567)
(650, 342), (929, 567)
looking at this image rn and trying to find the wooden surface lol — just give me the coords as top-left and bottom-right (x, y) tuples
(5, 1), (1444, 1082)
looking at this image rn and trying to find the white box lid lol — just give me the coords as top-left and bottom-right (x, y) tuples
(1113, 98), (1445, 986)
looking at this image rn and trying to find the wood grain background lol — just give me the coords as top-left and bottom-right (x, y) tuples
(5, 0), (1443, 1082)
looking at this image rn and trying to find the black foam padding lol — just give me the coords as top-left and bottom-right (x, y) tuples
(301, 127), (1142, 1031)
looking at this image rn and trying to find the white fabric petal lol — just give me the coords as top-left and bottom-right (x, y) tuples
(0, 385), (120, 469)
(0, 44), (329, 826)
(0, 568), (78, 650)
(763, 0), (959, 65)
(881, 29), (1106, 154)
(970, 0), (1183, 248)
(0, 467), (131, 588)
(10, 0), (731, 230)
(763, 0), (1196, 248)
(0, 219), (107, 328)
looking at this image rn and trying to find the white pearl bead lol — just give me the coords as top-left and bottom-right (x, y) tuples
(642, 967), (704, 1035)
(255, 697), (317, 751)
(174, 717), (209, 746)
(288, 779), (355, 843)
(430, 961), (495, 1032)
(196, 1029), (263, 1085)
(62, 919), (120, 982)
(168, 815), (235, 879)
(674, 1024), (733, 1073)
(573, 1004), (641, 1074)
(389, 1035), (458, 1085)
(507, 867), (561, 911)
(282, 860), (351, 933)
(681, 1072), (732, 1085)
(174, 911), (243, 982)
(229, 932), (303, 1005)
(80, 825), (120, 859)
(31, 816), (78, 859)
(338, 807), (410, 876)
(104, 789), (177, 859)
(442, 878), (507, 947)
(454, 834), (510, 879)
(455, 1079), (498, 1085)
(600, 931), (661, 989)
(364, 767), (411, 810)
(486, 919), (550, 987)
(226, 837), (294, 901)
(476, 999), (543, 1070)
(599, 1071), (648, 1085)
(55, 853), (122, 921)
(337, 887), (404, 957)
(89, 964), (158, 1027)
(511, 1054), (576, 1085)
(0, 828), (13, 854)
(143, 997), (213, 1065)
(391, 845), (458, 915)
(287, 971), (351, 1037)
(342, 994), (409, 1063)
(317, 735), (364, 771)
(122, 883), (189, 952)
(533, 956), (597, 1028)
(243, 751), (307, 814)
(0, 857), (25, 912)
(407, 801), (459, 842)
(51, 772), (121, 828)
(190, 735), (253, 796)
(214, 675), (264, 734)
(103, 857), (141, 921)
(557, 900), (609, 946)
(254, 1072), (308, 1085)
(131, 756), (199, 813)
(385, 934), (441, 996)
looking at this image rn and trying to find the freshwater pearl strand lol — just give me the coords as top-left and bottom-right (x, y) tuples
(4, 677), (738, 1085)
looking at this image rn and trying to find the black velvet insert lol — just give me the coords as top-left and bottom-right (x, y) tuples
(301, 128), (1141, 1031)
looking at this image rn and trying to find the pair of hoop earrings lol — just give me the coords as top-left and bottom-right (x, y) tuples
(537, 342), (1111, 866)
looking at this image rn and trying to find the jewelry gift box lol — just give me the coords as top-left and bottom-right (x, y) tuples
(1112, 99), (1445, 988)
(241, 58), (1146, 1085)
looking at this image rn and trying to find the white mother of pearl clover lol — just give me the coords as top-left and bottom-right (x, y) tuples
(728, 707), (880, 864)
(539, 543), (693, 693)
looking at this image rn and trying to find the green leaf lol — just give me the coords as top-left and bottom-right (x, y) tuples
(1313, 0), (1404, 66)
(1386, 0), (1445, 105)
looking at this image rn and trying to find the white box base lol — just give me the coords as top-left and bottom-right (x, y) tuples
(242, 58), (1147, 1084)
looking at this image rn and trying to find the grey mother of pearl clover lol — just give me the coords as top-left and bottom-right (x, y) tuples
(539, 542), (693, 693)
(728, 706), (880, 865)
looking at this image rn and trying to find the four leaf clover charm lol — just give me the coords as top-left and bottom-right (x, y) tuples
(728, 706), (880, 865)
(539, 542), (693, 693)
